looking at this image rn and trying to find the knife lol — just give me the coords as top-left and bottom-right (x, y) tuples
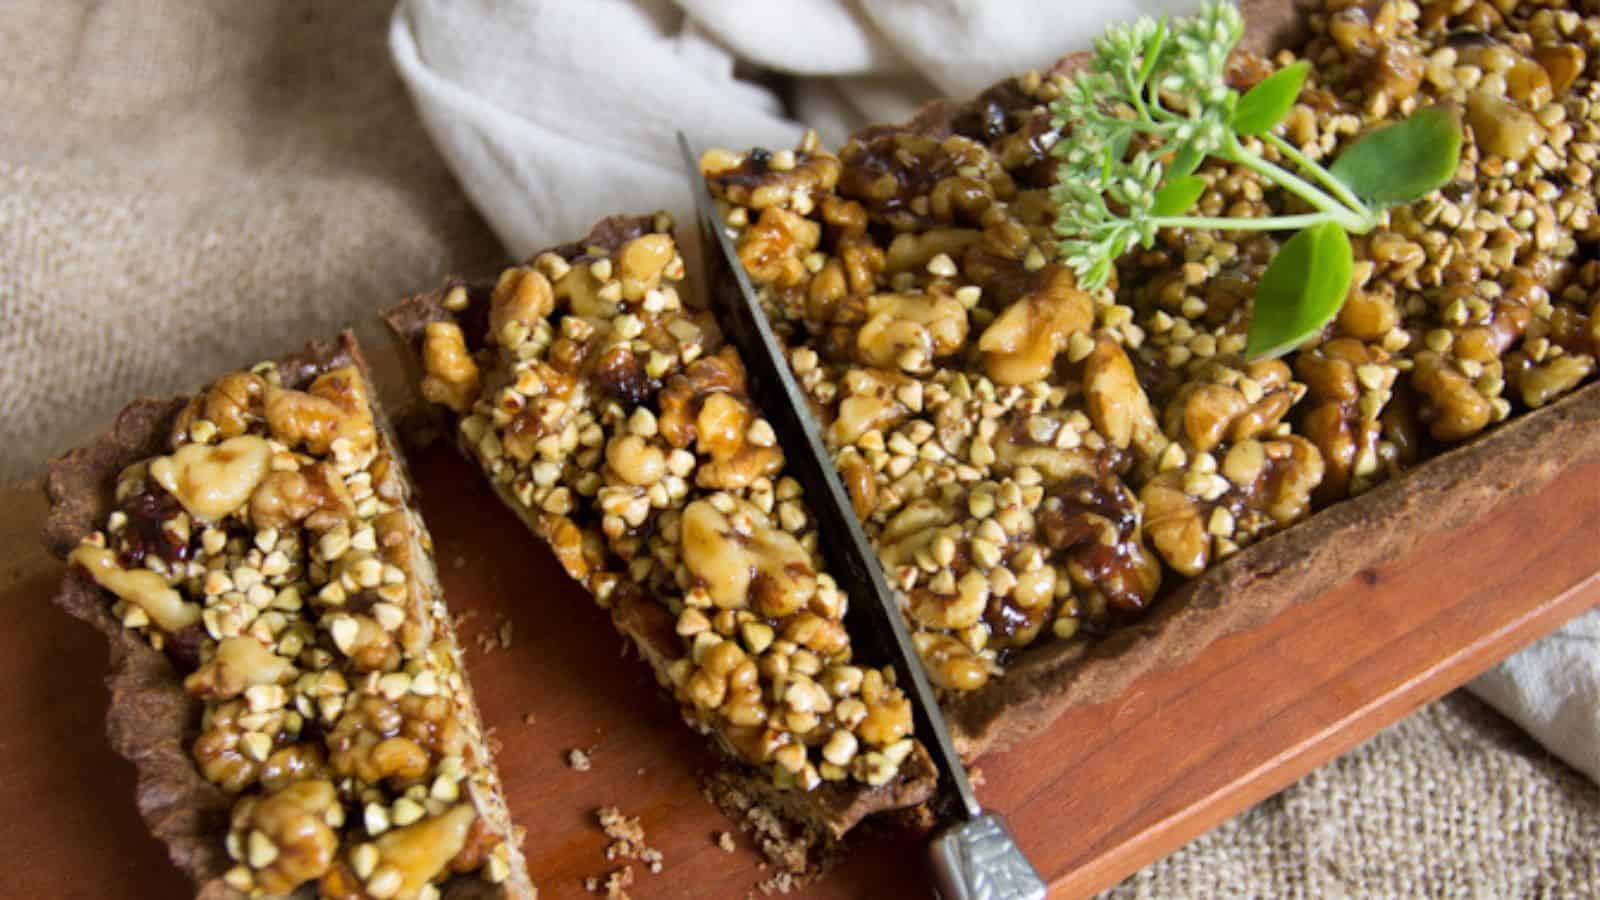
(677, 132), (1047, 900)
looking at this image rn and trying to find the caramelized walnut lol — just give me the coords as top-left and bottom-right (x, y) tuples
(681, 498), (817, 618)
(185, 636), (294, 700)
(1142, 435), (1324, 575)
(201, 372), (268, 438)
(259, 744), (326, 793)
(1411, 351), (1492, 441)
(1084, 338), (1163, 456)
(837, 132), (1013, 231)
(1039, 476), (1162, 613)
(657, 350), (783, 489)
(1140, 471), (1210, 577)
(229, 779), (340, 894)
(1165, 359), (1300, 455)
(326, 612), (401, 673)
(738, 207), (822, 289)
(70, 544), (200, 632)
(702, 146), (842, 211)
(913, 633), (992, 692)
(148, 435), (273, 522)
(193, 699), (267, 794)
(856, 291), (969, 373)
(1517, 353), (1594, 408)
(1295, 341), (1395, 500)
(419, 322), (483, 415)
(361, 804), (478, 899)
(265, 367), (378, 455)
(488, 267), (555, 346)
(617, 233), (677, 297)
(328, 694), (466, 790)
(828, 369), (912, 447)
(250, 462), (355, 532)
(977, 265), (1092, 385)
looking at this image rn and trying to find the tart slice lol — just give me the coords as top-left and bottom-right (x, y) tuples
(385, 215), (939, 873)
(43, 334), (535, 900)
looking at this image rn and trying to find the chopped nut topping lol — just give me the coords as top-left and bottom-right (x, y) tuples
(420, 228), (919, 792)
(696, 0), (1600, 696)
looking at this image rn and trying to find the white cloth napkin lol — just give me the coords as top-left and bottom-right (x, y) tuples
(388, 0), (1599, 783)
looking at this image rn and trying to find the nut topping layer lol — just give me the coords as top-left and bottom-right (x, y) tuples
(704, 0), (1600, 693)
(420, 223), (919, 794)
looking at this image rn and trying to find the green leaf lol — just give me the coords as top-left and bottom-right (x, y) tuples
(1245, 222), (1353, 360)
(1168, 142), (1204, 178)
(1328, 106), (1462, 209)
(1152, 175), (1206, 216)
(1232, 61), (1309, 136)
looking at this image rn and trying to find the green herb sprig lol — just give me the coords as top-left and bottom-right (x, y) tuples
(1050, 0), (1462, 358)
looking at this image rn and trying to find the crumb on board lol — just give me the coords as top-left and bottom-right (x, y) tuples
(758, 871), (799, 895)
(585, 866), (635, 898)
(522, 711), (536, 725)
(567, 748), (593, 772)
(596, 806), (663, 874)
(717, 831), (737, 853)
(473, 614), (513, 654)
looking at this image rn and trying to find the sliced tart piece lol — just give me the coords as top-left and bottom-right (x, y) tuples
(386, 215), (938, 874)
(44, 334), (535, 900)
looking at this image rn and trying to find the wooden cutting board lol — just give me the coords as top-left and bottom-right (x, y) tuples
(3, 444), (1596, 899)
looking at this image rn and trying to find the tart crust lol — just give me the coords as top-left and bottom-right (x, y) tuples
(43, 334), (535, 899)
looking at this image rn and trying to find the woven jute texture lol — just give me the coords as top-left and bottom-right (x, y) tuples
(2, 2), (1594, 896)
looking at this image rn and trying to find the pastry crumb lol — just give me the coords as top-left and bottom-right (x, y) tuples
(597, 806), (661, 870)
(473, 614), (513, 654)
(522, 711), (536, 725)
(605, 866), (634, 899)
(585, 865), (634, 898)
(717, 831), (737, 853)
(758, 871), (799, 895)
(567, 748), (593, 771)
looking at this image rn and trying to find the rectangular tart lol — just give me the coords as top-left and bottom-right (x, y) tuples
(693, 0), (1600, 760)
(43, 334), (536, 899)
(384, 215), (939, 873)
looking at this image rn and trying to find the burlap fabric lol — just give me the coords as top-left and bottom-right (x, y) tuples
(2, 2), (1594, 896)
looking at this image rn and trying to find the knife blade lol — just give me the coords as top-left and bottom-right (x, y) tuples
(678, 132), (1046, 900)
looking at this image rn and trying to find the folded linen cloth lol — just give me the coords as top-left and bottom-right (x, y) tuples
(388, 0), (1599, 786)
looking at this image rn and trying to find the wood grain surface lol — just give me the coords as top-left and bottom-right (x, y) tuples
(3, 444), (1595, 899)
